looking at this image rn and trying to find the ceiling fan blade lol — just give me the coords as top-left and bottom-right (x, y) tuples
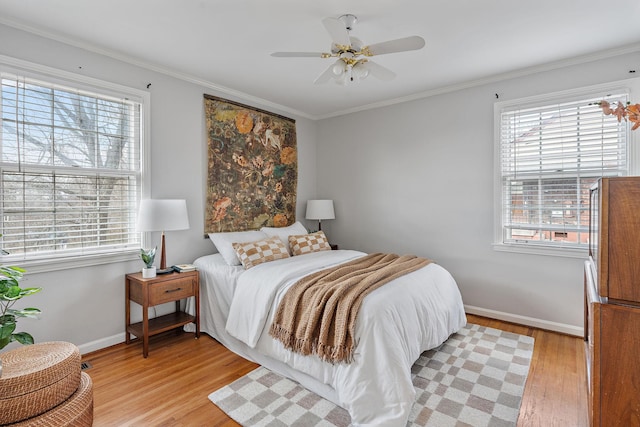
(313, 63), (336, 84)
(271, 52), (325, 58)
(362, 61), (396, 81)
(322, 17), (351, 47)
(365, 36), (425, 56)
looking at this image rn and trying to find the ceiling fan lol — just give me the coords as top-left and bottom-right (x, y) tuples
(271, 14), (425, 85)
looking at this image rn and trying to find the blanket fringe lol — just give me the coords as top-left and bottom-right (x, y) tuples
(269, 323), (355, 364)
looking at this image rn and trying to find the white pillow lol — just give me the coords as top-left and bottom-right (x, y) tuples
(260, 221), (308, 254)
(208, 230), (269, 265)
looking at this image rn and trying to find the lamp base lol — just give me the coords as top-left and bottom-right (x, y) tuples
(156, 267), (174, 275)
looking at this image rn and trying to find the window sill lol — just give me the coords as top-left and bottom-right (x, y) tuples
(2, 250), (140, 274)
(492, 243), (588, 259)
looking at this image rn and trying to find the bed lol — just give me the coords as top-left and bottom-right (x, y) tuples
(185, 225), (466, 426)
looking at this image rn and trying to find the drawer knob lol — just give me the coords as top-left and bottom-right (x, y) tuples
(165, 287), (182, 293)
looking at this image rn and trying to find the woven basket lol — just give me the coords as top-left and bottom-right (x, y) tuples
(0, 342), (81, 425)
(8, 372), (93, 427)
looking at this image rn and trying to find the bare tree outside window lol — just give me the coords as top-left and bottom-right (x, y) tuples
(1, 76), (141, 259)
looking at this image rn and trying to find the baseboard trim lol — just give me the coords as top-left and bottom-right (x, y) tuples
(465, 305), (583, 337)
(78, 332), (125, 355)
(76, 308), (582, 354)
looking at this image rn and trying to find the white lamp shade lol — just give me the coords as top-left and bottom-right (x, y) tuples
(137, 199), (190, 232)
(305, 200), (335, 220)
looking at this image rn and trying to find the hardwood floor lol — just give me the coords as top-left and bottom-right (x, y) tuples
(468, 315), (588, 427)
(84, 314), (587, 426)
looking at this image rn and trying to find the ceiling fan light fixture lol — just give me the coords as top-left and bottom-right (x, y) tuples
(332, 60), (346, 76)
(352, 62), (369, 81)
(332, 64), (351, 85)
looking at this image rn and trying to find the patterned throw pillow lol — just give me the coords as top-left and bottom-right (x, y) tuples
(232, 236), (290, 269)
(260, 221), (308, 255)
(288, 231), (331, 256)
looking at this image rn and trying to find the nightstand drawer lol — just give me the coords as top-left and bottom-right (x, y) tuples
(149, 277), (194, 305)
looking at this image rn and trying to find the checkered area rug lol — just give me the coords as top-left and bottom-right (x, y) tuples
(208, 323), (534, 426)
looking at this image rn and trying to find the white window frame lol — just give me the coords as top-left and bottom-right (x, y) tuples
(493, 78), (640, 258)
(0, 55), (150, 273)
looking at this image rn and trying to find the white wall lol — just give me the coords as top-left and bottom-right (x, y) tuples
(0, 23), (318, 353)
(317, 51), (640, 335)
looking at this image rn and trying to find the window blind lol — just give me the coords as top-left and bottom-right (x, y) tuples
(499, 93), (628, 249)
(0, 74), (141, 260)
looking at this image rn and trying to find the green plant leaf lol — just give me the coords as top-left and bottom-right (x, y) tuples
(12, 307), (41, 319)
(0, 264), (40, 350)
(3, 266), (25, 274)
(0, 321), (16, 340)
(12, 332), (35, 345)
(0, 335), (10, 349)
(140, 247), (157, 268)
(0, 314), (16, 323)
(0, 266), (24, 285)
(1, 285), (23, 300)
(19, 287), (42, 297)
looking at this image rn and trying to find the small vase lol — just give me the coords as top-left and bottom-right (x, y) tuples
(142, 266), (156, 279)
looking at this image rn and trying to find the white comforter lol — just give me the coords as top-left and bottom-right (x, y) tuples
(223, 249), (466, 426)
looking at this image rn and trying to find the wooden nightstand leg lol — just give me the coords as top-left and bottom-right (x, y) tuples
(142, 306), (149, 358)
(175, 300), (181, 335)
(125, 278), (131, 344)
(195, 289), (200, 339)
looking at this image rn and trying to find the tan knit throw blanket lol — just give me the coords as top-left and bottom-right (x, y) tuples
(269, 253), (432, 364)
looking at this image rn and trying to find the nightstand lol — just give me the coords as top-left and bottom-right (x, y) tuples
(125, 270), (200, 358)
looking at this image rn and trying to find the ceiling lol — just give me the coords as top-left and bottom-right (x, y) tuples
(1, 0), (640, 120)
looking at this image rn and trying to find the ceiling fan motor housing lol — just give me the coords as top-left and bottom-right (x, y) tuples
(339, 14), (357, 31)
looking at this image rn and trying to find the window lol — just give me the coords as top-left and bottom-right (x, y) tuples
(495, 83), (635, 256)
(0, 64), (147, 269)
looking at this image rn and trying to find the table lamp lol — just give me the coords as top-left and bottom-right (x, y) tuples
(137, 199), (190, 274)
(305, 199), (335, 231)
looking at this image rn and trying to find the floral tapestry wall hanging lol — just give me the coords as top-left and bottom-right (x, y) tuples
(203, 95), (298, 233)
